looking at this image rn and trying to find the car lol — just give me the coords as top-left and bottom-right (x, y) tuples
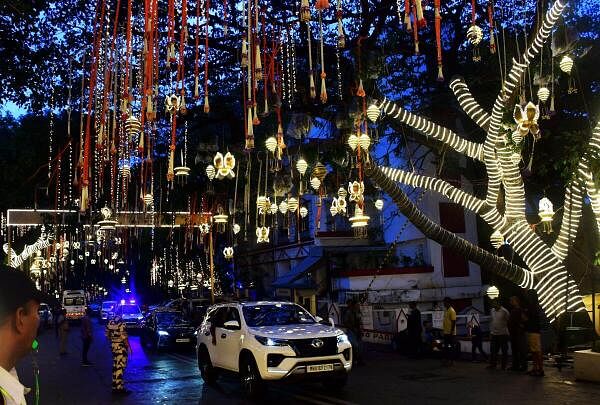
(88, 300), (102, 316)
(38, 303), (53, 328)
(140, 309), (197, 350)
(113, 302), (144, 330)
(101, 301), (118, 322)
(196, 301), (352, 398)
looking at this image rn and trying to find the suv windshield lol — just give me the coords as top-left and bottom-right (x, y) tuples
(242, 304), (315, 327)
(120, 305), (141, 315)
(156, 312), (185, 325)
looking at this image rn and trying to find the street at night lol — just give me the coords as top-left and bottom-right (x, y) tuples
(12, 319), (600, 405)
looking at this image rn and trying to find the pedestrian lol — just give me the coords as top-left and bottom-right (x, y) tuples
(81, 307), (93, 366)
(508, 296), (528, 371)
(442, 297), (457, 366)
(487, 299), (510, 370)
(0, 266), (44, 405)
(105, 313), (132, 394)
(407, 302), (422, 358)
(468, 320), (487, 362)
(343, 299), (365, 366)
(57, 308), (69, 355)
(524, 289), (544, 376)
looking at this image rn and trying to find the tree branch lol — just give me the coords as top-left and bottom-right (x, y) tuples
(449, 76), (490, 131)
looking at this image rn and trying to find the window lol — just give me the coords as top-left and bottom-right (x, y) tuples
(439, 203), (466, 233)
(442, 246), (469, 277)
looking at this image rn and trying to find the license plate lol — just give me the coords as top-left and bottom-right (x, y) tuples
(307, 364), (334, 373)
(175, 338), (190, 343)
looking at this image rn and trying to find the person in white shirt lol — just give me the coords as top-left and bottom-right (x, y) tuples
(487, 298), (510, 370)
(0, 266), (44, 405)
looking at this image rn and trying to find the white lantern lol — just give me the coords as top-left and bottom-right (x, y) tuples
(338, 187), (348, 199)
(367, 103), (380, 122)
(143, 193), (153, 206)
(466, 25), (483, 46)
(358, 133), (371, 150)
(296, 158), (308, 176)
(330, 202), (338, 217)
(490, 230), (504, 249)
(287, 197), (299, 212)
(538, 197), (554, 222)
(223, 246), (234, 260)
(257, 195), (268, 211)
(213, 213), (228, 223)
(349, 206), (370, 228)
(537, 87), (550, 103)
(206, 165), (216, 180)
(265, 136), (278, 153)
(512, 131), (523, 145)
(347, 134), (358, 151)
(269, 202), (278, 215)
(233, 223), (241, 234)
(486, 285), (500, 299)
(310, 177), (321, 190)
(375, 199), (384, 211)
(559, 55), (573, 74)
(510, 152), (522, 165)
(168, 280), (174, 288)
(279, 200), (288, 214)
(300, 207), (308, 218)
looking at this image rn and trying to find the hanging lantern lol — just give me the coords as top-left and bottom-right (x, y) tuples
(537, 87), (550, 103)
(265, 136), (278, 153)
(300, 207), (308, 218)
(257, 195), (268, 212)
(349, 205), (370, 228)
(510, 152), (522, 165)
(358, 132), (371, 151)
(511, 131), (523, 145)
(120, 164), (131, 180)
(174, 165), (191, 178)
(233, 223), (241, 235)
(466, 25), (483, 46)
(223, 247), (234, 260)
(269, 202), (278, 215)
(375, 199), (384, 211)
(206, 165), (216, 180)
(338, 187), (348, 199)
(279, 200), (289, 214)
(310, 177), (321, 190)
(490, 230), (504, 249)
(312, 162), (327, 181)
(124, 116), (142, 137)
(486, 285), (500, 299)
(538, 197), (554, 233)
(287, 197), (299, 212)
(296, 158), (308, 176)
(330, 201), (338, 217)
(213, 213), (229, 224)
(200, 223), (211, 235)
(143, 193), (153, 206)
(347, 134), (358, 151)
(214, 152), (236, 180)
(256, 226), (270, 243)
(348, 181), (365, 202)
(367, 103), (381, 122)
(300, 0), (311, 22)
(559, 55), (574, 74)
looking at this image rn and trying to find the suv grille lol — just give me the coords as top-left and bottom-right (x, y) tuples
(288, 337), (338, 357)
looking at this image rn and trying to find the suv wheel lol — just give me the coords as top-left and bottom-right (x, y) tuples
(323, 374), (348, 391)
(240, 356), (264, 398)
(197, 346), (218, 385)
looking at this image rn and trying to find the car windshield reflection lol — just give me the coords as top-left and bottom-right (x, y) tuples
(242, 304), (315, 327)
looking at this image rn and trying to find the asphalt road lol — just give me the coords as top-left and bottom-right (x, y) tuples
(14, 318), (600, 404)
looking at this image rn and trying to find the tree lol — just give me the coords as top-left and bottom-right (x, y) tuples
(367, 0), (598, 322)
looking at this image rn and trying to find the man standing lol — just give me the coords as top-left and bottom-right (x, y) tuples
(508, 296), (527, 371)
(442, 297), (457, 365)
(0, 266), (43, 405)
(57, 308), (69, 355)
(105, 314), (132, 395)
(343, 299), (364, 366)
(407, 302), (422, 358)
(81, 308), (93, 366)
(488, 299), (510, 370)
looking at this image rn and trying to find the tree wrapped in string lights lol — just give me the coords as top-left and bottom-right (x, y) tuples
(368, 0), (599, 322)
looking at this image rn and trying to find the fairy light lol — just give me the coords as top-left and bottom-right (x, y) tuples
(48, 92), (54, 180)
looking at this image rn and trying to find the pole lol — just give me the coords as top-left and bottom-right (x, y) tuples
(209, 227), (215, 305)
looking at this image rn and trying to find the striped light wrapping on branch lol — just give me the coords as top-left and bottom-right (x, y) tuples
(449, 76), (490, 130)
(551, 181), (583, 261)
(377, 98), (484, 161)
(496, 145), (526, 219)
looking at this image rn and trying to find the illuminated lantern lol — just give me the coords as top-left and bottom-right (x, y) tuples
(358, 132), (371, 151)
(538, 197), (554, 233)
(223, 247), (234, 260)
(233, 223), (241, 234)
(348, 181), (365, 202)
(279, 200), (289, 214)
(256, 196), (268, 213)
(296, 158), (308, 176)
(287, 197), (299, 212)
(143, 193), (154, 206)
(300, 207), (308, 218)
(310, 177), (321, 190)
(330, 200), (338, 216)
(205, 165), (216, 180)
(124, 116), (142, 137)
(466, 25), (483, 46)
(265, 137), (278, 153)
(490, 230), (504, 249)
(375, 199), (384, 211)
(347, 134), (358, 151)
(120, 164), (131, 180)
(269, 202), (278, 215)
(312, 162), (327, 181)
(256, 226), (270, 243)
(367, 103), (381, 122)
(559, 55), (573, 74)
(349, 206), (370, 228)
(486, 285), (500, 299)
(338, 187), (347, 199)
(537, 87), (550, 103)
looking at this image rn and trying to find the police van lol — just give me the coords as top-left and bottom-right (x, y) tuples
(63, 290), (87, 320)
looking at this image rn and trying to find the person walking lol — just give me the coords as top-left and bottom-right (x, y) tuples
(468, 320), (487, 362)
(442, 297), (457, 366)
(343, 299), (364, 366)
(487, 299), (510, 370)
(508, 296), (528, 371)
(524, 289), (544, 376)
(105, 314), (132, 394)
(0, 266), (44, 405)
(57, 309), (69, 355)
(407, 302), (422, 358)
(81, 308), (93, 366)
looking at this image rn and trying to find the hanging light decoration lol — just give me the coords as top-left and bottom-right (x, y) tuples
(330, 201), (338, 216)
(367, 103), (381, 122)
(559, 55), (573, 74)
(349, 205), (370, 228)
(338, 187), (348, 199)
(97, 206), (118, 231)
(287, 197), (299, 212)
(312, 162), (327, 181)
(538, 197), (554, 233)
(223, 247), (234, 260)
(537, 87), (550, 103)
(124, 116), (142, 137)
(256, 226), (270, 243)
(486, 285), (500, 299)
(214, 152), (236, 179)
(375, 199), (384, 211)
(120, 164), (131, 180)
(265, 136), (278, 153)
(232, 223), (241, 235)
(310, 177), (321, 190)
(358, 131), (371, 151)
(296, 158), (308, 176)
(348, 181), (365, 202)
(300, 207), (309, 218)
(279, 200), (289, 214)
(269, 202), (278, 215)
(347, 133), (359, 151)
(490, 230), (504, 249)
(205, 165), (216, 180)
(143, 193), (154, 207)
(513, 102), (540, 139)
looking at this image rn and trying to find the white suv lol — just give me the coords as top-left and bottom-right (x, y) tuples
(196, 301), (352, 397)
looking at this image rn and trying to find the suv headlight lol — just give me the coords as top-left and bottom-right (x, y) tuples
(158, 330), (169, 336)
(254, 335), (289, 347)
(337, 333), (350, 345)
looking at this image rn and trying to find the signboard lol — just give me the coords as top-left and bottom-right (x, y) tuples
(361, 330), (394, 344)
(360, 305), (374, 330)
(328, 303), (341, 325)
(432, 310), (444, 329)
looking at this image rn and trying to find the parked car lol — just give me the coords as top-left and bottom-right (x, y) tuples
(88, 300), (102, 316)
(113, 302), (144, 331)
(196, 301), (352, 398)
(101, 301), (118, 323)
(38, 303), (53, 328)
(140, 309), (197, 350)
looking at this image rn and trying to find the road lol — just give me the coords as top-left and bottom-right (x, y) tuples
(15, 318), (600, 404)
